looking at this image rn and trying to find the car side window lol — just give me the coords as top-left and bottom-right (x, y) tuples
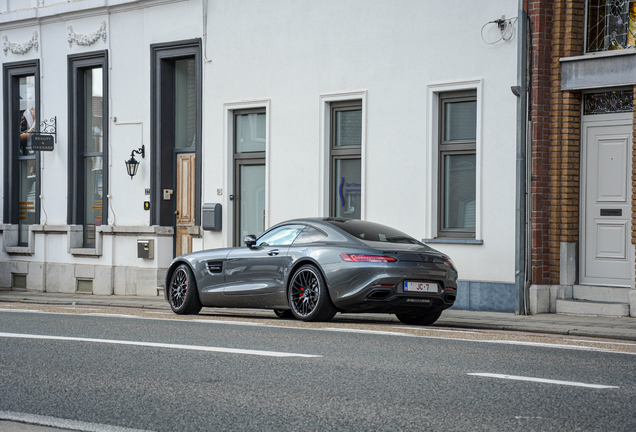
(293, 226), (327, 245)
(256, 224), (305, 247)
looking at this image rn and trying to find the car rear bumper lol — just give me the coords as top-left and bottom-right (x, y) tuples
(323, 261), (457, 314)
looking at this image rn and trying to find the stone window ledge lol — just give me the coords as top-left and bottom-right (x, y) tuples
(70, 248), (102, 257)
(423, 238), (484, 245)
(5, 246), (34, 255)
(561, 48), (636, 62)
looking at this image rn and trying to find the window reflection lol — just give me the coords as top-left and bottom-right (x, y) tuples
(84, 67), (103, 247)
(175, 58), (196, 150)
(443, 154), (476, 230)
(18, 75), (36, 245)
(334, 158), (361, 219)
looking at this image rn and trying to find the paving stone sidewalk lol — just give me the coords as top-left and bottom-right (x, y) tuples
(1, 290), (636, 341)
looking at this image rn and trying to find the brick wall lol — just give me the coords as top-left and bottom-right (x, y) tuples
(528, 0), (553, 285)
(532, 0), (636, 287)
(548, 0), (584, 284)
(528, 0), (585, 284)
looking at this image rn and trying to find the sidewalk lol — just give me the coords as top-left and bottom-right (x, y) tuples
(1, 290), (636, 341)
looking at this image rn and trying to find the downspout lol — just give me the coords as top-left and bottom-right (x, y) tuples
(514, 0), (528, 315)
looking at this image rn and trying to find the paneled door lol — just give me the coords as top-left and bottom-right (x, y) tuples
(175, 153), (195, 256)
(581, 121), (632, 286)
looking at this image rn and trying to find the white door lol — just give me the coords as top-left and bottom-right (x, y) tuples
(581, 119), (632, 286)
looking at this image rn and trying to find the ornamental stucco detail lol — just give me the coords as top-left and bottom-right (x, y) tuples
(67, 21), (107, 47)
(3, 32), (39, 56)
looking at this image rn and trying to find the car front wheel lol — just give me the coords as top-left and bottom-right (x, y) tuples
(168, 264), (202, 315)
(288, 264), (336, 322)
(395, 310), (442, 326)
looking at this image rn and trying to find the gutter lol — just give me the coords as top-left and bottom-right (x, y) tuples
(513, 0), (528, 315)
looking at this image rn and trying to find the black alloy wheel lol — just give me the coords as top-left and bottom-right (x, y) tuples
(288, 264), (336, 322)
(169, 264), (202, 315)
(395, 310), (442, 326)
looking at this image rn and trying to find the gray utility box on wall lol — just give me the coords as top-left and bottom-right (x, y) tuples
(137, 239), (154, 259)
(202, 203), (222, 231)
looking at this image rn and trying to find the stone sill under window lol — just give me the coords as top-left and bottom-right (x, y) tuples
(5, 246), (34, 255)
(560, 48), (636, 63)
(70, 248), (102, 257)
(423, 238), (484, 245)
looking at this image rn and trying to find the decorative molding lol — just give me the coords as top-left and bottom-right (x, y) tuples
(67, 20), (107, 47)
(2, 32), (39, 56)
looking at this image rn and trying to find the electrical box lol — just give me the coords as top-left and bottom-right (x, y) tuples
(137, 239), (154, 259)
(202, 203), (222, 231)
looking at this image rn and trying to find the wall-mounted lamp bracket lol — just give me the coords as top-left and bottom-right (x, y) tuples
(125, 144), (145, 179)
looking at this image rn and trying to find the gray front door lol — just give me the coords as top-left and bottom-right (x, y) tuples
(581, 119), (632, 286)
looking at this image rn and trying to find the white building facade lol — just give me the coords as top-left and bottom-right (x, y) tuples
(1, 0), (520, 312)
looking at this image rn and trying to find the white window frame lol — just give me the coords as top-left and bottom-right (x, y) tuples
(319, 90), (367, 219)
(426, 80), (483, 241)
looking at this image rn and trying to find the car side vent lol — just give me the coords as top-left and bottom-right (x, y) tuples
(206, 261), (223, 274)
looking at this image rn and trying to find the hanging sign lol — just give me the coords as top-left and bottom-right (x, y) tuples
(31, 134), (55, 151)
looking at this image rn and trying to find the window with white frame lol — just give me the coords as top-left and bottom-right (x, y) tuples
(437, 90), (476, 239)
(330, 100), (362, 219)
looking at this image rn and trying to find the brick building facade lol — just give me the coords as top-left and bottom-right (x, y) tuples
(528, 0), (636, 316)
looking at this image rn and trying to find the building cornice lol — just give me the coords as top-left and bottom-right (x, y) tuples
(0, 0), (187, 29)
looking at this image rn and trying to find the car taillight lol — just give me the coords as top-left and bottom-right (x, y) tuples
(442, 255), (456, 271)
(341, 254), (397, 263)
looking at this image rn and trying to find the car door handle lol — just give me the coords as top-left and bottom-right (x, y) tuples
(267, 249), (280, 256)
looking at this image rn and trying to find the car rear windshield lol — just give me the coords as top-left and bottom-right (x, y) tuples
(325, 219), (422, 245)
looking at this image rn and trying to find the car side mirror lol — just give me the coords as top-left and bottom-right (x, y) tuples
(244, 234), (257, 248)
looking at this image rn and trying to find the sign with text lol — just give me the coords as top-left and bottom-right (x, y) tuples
(31, 134), (54, 151)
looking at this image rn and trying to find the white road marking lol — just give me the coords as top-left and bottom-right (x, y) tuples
(84, 313), (140, 319)
(318, 327), (636, 354)
(468, 373), (619, 389)
(0, 308), (41, 313)
(322, 327), (417, 337)
(0, 410), (153, 432)
(393, 325), (482, 334)
(0, 332), (321, 358)
(2, 308), (635, 355)
(566, 339), (636, 347)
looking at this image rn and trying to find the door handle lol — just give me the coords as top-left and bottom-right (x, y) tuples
(267, 249), (279, 256)
(175, 210), (180, 216)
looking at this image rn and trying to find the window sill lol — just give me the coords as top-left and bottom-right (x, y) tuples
(560, 48), (636, 62)
(6, 246), (34, 255)
(70, 248), (102, 257)
(422, 238), (483, 245)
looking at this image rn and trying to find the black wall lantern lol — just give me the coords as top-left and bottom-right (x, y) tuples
(125, 144), (145, 179)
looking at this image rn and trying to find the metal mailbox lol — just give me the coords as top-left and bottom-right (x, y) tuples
(137, 239), (154, 259)
(202, 203), (222, 231)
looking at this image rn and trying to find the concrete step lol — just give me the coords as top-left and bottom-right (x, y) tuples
(573, 285), (631, 303)
(556, 299), (629, 317)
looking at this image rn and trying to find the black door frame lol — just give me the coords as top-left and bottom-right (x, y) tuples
(150, 39), (202, 233)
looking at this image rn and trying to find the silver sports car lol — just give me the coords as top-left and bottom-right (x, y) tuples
(164, 218), (457, 325)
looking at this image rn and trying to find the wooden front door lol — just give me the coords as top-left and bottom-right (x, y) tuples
(175, 153), (195, 256)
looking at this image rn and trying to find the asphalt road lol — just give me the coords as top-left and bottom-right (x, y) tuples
(1, 306), (635, 431)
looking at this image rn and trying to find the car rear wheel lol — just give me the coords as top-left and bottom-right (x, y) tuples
(168, 264), (202, 315)
(395, 310), (442, 326)
(273, 309), (294, 319)
(288, 264), (336, 322)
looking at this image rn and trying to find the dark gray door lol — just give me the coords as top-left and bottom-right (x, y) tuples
(223, 245), (290, 295)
